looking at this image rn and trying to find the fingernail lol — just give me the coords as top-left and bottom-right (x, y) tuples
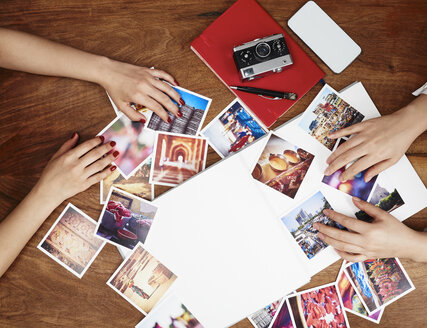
(179, 98), (185, 106)
(99, 136), (105, 143)
(313, 223), (319, 229)
(140, 118), (146, 124)
(110, 141), (116, 147)
(324, 167), (331, 176)
(177, 110), (183, 118)
(113, 151), (120, 157)
(326, 157), (332, 164)
(317, 232), (324, 239)
(364, 175), (371, 183)
(110, 166), (117, 172)
(70, 132), (77, 139)
(167, 117), (172, 124)
(329, 132), (336, 138)
(174, 79), (180, 86)
(352, 197), (361, 203)
(339, 175), (347, 182)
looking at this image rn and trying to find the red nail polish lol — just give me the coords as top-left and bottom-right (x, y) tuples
(110, 166), (117, 172)
(140, 118), (146, 124)
(113, 151), (120, 157)
(70, 132), (77, 139)
(174, 79), (180, 86)
(99, 136), (105, 143)
(110, 141), (116, 147)
(167, 117), (172, 124)
(179, 98), (185, 106)
(177, 110), (183, 118)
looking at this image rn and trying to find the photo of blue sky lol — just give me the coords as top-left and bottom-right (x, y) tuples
(298, 86), (335, 132)
(172, 86), (210, 111)
(281, 191), (329, 232)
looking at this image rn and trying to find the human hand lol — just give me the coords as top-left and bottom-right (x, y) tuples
(101, 59), (184, 123)
(313, 197), (426, 262)
(324, 106), (421, 182)
(34, 133), (119, 206)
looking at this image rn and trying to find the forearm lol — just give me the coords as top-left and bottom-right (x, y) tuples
(397, 94), (427, 137)
(0, 28), (108, 85)
(0, 183), (59, 277)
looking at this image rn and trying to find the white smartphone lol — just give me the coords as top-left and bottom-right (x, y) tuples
(288, 1), (361, 74)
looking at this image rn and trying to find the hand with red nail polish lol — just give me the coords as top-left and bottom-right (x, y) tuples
(101, 60), (182, 124)
(325, 95), (427, 182)
(0, 134), (119, 277)
(34, 135), (118, 206)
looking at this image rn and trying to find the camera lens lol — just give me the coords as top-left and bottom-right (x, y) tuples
(255, 42), (271, 58)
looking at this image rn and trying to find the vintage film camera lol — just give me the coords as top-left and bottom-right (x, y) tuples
(233, 33), (293, 81)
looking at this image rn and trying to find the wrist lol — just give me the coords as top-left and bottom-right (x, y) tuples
(400, 230), (427, 262)
(31, 181), (63, 212)
(93, 55), (116, 90)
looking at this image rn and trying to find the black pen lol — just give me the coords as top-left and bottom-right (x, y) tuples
(230, 86), (297, 100)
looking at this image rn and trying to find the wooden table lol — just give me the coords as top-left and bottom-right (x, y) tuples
(0, 0), (426, 327)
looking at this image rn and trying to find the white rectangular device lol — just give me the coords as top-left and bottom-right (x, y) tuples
(288, 1), (361, 73)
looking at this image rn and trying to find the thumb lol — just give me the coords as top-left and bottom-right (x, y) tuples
(52, 132), (79, 160)
(353, 197), (388, 221)
(118, 101), (147, 124)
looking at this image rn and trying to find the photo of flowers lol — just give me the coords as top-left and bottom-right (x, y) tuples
(151, 132), (208, 187)
(135, 293), (204, 328)
(38, 203), (105, 278)
(252, 134), (314, 199)
(337, 263), (383, 323)
(98, 114), (156, 179)
(107, 243), (177, 315)
(248, 298), (282, 328)
(95, 187), (157, 249)
(344, 258), (414, 314)
(201, 99), (267, 158)
(288, 284), (349, 328)
(298, 85), (364, 150)
(147, 85), (211, 136)
(280, 191), (344, 259)
(100, 156), (153, 204)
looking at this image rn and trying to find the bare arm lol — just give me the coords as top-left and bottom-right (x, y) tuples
(0, 28), (184, 123)
(325, 94), (427, 181)
(0, 134), (118, 277)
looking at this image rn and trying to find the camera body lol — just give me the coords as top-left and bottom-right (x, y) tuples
(233, 33), (293, 81)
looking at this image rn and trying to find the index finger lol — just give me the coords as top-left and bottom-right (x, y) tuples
(329, 121), (365, 139)
(69, 136), (104, 158)
(323, 208), (371, 233)
(150, 69), (177, 86)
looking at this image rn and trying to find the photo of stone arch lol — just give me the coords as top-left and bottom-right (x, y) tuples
(151, 132), (208, 187)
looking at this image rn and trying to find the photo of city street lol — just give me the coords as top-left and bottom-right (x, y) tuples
(299, 85), (364, 150)
(280, 191), (344, 259)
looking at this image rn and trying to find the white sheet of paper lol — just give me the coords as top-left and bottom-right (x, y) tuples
(119, 82), (426, 328)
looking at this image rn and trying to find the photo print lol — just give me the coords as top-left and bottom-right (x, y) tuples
(201, 99), (267, 158)
(280, 191), (345, 259)
(322, 138), (377, 201)
(151, 132), (208, 187)
(147, 85), (211, 136)
(95, 187), (157, 249)
(355, 178), (405, 222)
(248, 298), (283, 328)
(107, 243), (177, 315)
(38, 203), (105, 278)
(252, 134), (314, 199)
(135, 293), (204, 328)
(100, 156), (153, 204)
(344, 258), (414, 314)
(298, 84), (364, 150)
(98, 114), (156, 179)
(270, 299), (294, 328)
(336, 262), (383, 324)
(288, 284), (349, 328)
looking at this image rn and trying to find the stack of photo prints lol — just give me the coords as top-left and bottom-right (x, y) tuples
(37, 83), (416, 327)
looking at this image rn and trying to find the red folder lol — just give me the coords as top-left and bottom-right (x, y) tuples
(191, 0), (325, 127)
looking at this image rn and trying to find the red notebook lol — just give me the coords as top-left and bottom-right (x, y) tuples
(191, 0), (325, 127)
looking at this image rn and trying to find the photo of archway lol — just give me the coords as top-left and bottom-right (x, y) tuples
(107, 243), (177, 315)
(150, 132), (208, 187)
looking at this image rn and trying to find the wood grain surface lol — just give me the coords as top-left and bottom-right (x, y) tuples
(0, 0), (426, 327)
